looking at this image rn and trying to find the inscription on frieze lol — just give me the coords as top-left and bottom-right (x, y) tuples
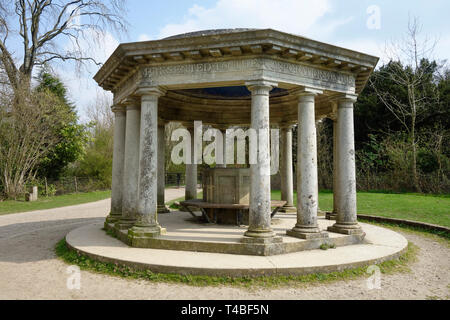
(262, 59), (354, 86)
(115, 58), (355, 101)
(142, 59), (262, 79)
(139, 58), (353, 86)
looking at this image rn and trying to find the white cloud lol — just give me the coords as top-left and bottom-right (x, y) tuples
(138, 33), (152, 42)
(157, 0), (348, 40)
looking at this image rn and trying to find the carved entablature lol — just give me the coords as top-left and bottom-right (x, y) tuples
(114, 71), (141, 104)
(113, 57), (355, 104)
(261, 58), (355, 92)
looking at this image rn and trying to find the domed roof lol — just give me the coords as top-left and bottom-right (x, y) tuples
(164, 28), (259, 40)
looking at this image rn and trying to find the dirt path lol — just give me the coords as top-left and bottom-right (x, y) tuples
(0, 188), (448, 300)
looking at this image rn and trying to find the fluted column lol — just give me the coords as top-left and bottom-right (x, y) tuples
(106, 105), (127, 225)
(129, 87), (166, 239)
(117, 101), (140, 230)
(157, 122), (170, 213)
(328, 95), (363, 235)
(287, 88), (328, 240)
(279, 124), (296, 213)
(243, 80), (279, 241)
(185, 127), (197, 201)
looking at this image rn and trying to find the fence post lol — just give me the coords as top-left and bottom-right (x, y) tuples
(74, 177), (78, 193)
(44, 177), (48, 197)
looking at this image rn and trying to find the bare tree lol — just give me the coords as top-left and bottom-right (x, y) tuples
(0, 87), (75, 198)
(0, 0), (127, 94)
(370, 17), (440, 192)
(85, 90), (114, 130)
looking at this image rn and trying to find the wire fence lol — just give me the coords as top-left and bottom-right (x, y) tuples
(24, 177), (110, 197)
(22, 173), (204, 198)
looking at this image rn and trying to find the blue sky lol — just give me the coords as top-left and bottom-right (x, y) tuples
(125, 0), (449, 57)
(54, 0), (450, 119)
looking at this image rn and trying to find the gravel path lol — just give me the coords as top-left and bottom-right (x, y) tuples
(0, 188), (448, 300)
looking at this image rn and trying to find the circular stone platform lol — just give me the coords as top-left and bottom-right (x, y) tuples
(65, 214), (408, 277)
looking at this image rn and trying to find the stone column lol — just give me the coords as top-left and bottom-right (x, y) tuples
(117, 101), (140, 230)
(279, 128), (286, 203)
(243, 80), (279, 241)
(157, 122), (170, 213)
(129, 87), (166, 239)
(216, 128), (227, 168)
(287, 88), (328, 239)
(328, 95), (363, 235)
(279, 124), (296, 213)
(327, 116), (339, 220)
(185, 127), (197, 200)
(106, 105), (127, 225)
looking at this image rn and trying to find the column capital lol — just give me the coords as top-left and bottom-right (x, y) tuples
(136, 86), (166, 97)
(331, 93), (358, 105)
(111, 104), (126, 114)
(121, 98), (140, 111)
(245, 80), (278, 93)
(291, 87), (323, 98)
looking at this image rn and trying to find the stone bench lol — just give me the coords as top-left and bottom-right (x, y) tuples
(180, 200), (287, 225)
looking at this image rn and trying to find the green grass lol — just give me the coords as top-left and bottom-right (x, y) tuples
(55, 238), (418, 288)
(0, 190), (111, 215)
(357, 219), (450, 245)
(271, 190), (450, 228)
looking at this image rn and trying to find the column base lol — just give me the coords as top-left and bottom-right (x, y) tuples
(115, 218), (136, 230)
(278, 205), (297, 213)
(241, 235), (283, 244)
(287, 225), (329, 240)
(105, 214), (121, 225)
(328, 223), (364, 235)
(128, 225), (166, 239)
(326, 212), (338, 220)
(243, 229), (276, 239)
(157, 205), (170, 214)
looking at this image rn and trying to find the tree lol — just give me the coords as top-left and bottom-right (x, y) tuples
(0, 0), (126, 198)
(370, 17), (441, 192)
(71, 92), (114, 187)
(0, 0), (127, 94)
(0, 86), (76, 198)
(35, 71), (89, 179)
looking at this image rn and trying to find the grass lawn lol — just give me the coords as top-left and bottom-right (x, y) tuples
(274, 190), (450, 228)
(170, 190), (450, 228)
(0, 190), (111, 215)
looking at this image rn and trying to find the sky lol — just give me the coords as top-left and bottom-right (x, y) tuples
(52, 0), (450, 121)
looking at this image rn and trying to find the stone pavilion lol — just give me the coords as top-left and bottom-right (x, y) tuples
(94, 29), (379, 255)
